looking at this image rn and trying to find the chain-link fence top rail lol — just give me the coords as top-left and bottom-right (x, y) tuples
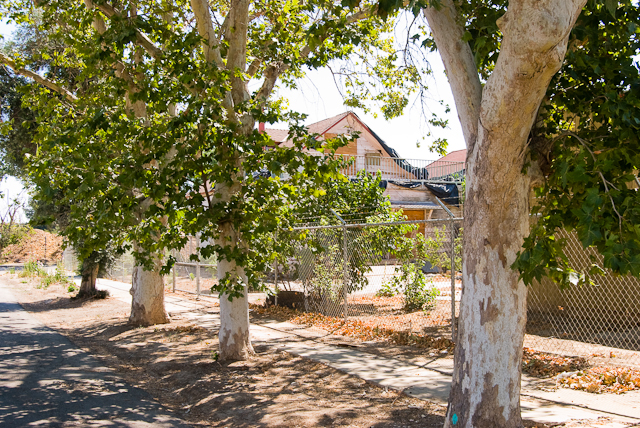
(275, 217), (463, 340)
(527, 229), (640, 366)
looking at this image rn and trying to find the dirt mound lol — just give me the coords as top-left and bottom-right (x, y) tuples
(1, 229), (64, 263)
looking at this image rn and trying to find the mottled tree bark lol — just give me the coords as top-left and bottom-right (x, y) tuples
(213, 156), (255, 360)
(192, 0), (255, 361)
(216, 223), (254, 360)
(425, 1), (587, 426)
(129, 251), (169, 326)
(77, 259), (99, 297)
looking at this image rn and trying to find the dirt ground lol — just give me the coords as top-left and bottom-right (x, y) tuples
(1, 228), (64, 263)
(2, 273), (624, 428)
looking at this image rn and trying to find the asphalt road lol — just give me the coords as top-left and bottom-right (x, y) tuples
(0, 281), (192, 427)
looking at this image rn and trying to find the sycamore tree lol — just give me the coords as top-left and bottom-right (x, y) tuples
(0, 0), (425, 359)
(0, 17), (122, 297)
(411, 0), (640, 426)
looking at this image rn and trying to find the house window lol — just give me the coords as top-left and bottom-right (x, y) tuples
(365, 152), (381, 167)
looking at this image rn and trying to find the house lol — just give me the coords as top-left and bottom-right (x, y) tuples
(263, 111), (465, 222)
(425, 149), (466, 180)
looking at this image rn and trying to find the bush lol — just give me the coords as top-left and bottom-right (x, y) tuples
(21, 261), (74, 289)
(384, 263), (439, 312)
(414, 225), (463, 273)
(376, 282), (397, 297)
(20, 260), (45, 278)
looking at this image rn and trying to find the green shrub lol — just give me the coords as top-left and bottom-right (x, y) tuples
(51, 262), (72, 284)
(0, 224), (32, 249)
(20, 261), (45, 278)
(21, 261), (74, 289)
(376, 282), (397, 297)
(385, 263), (439, 312)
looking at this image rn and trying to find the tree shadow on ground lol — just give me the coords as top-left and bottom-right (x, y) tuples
(0, 301), (189, 427)
(66, 317), (452, 427)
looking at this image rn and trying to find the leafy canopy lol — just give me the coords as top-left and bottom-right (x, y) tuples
(1, 0), (427, 297)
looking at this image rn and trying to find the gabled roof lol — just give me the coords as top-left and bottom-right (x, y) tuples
(264, 128), (289, 143)
(262, 112), (352, 145)
(426, 149), (467, 179)
(435, 149), (467, 163)
(271, 111), (434, 180)
(304, 111), (401, 159)
(307, 111), (351, 135)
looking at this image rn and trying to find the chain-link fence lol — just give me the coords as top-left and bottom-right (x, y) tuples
(105, 252), (136, 284)
(62, 247), (79, 274)
(169, 235), (217, 296)
(63, 240), (217, 297)
(63, 215), (640, 373)
(527, 230), (640, 368)
(276, 214), (640, 363)
(273, 214), (463, 341)
(62, 247), (137, 284)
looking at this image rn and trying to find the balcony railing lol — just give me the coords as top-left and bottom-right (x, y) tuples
(336, 155), (465, 183)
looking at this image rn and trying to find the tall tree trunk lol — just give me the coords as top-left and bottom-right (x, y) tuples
(129, 247), (169, 326)
(432, 1), (587, 426)
(78, 259), (99, 297)
(218, 287), (252, 360)
(215, 188), (254, 361)
(83, 0), (166, 326)
(447, 134), (532, 427)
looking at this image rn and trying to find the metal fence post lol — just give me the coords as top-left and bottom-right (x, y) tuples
(172, 250), (176, 293)
(274, 230), (278, 307)
(196, 235), (201, 299)
(343, 223), (348, 323)
(331, 209), (348, 323)
(436, 197), (457, 341)
(450, 216), (456, 342)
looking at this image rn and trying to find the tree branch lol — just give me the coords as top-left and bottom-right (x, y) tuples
(566, 131), (624, 231)
(190, 0), (225, 68)
(423, 0), (482, 152)
(255, 5), (379, 107)
(94, 2), (164, 61)
(227, 0), (251, 107)
(0, 53), (77, 103)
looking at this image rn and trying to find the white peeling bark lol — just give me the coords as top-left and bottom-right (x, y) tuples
(129, 251), (169, 326)
(83, 1), (168, 325)
(423, 0), (482, 150)
(189, 0), (225, 68)
(226, 0), (251, 107)
(215, 219), (254, 361)
(441, 1), (587, 427)
(190, 0), (255, 360)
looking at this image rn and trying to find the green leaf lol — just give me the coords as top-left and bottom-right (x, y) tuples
(605, 0), (618, 18)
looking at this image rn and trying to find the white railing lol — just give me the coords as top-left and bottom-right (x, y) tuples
(336, 155), (465, 183)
